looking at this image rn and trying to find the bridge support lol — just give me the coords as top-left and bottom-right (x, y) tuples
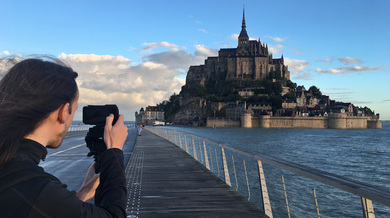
(221, 148), (231, 187)
(361, 197), (375, 218)
(258, 160), (273, 218)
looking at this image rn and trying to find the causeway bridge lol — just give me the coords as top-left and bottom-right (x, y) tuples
(50, 126), (390, 217)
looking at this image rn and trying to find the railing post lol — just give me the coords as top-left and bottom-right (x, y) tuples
(184, 134), (189, 153)
(361, 197), (375, 218)
(221, 147), (231, 187)
(174, 131), (177, 145)
(198, 141), (204, 164)
(209, 146), (214, 172)
(244, 160), (251, 200)
(232, 156), (238, 191)
(178, 133), (182, 149)
(258, 160), (273, 218)
(313, 188), (320, 218)
(203, 140), (210, 170)
(282, 176), (291, 218)
(192, 136), (197, 160)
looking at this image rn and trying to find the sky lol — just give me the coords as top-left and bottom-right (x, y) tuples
(0, 0), (389, 121)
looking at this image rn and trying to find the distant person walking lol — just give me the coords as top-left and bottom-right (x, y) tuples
(138, 124), (143, 136)
(0, 58), (128, 217)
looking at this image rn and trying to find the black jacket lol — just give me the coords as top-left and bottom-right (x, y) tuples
(0, 139), (127, 218)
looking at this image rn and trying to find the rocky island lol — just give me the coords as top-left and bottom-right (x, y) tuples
(136, 9), (381, 129)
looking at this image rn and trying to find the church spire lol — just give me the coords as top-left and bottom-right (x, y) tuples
(238, 5), (249, 46)
(242, 5), (246, 29)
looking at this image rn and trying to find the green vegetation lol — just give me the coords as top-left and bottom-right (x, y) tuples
(283, 91), (295, 100)
(157, 93), (181, 122)
(309, 86), (322, 98)
(159, 70), (297, 119)
(187, 82), (206, 98)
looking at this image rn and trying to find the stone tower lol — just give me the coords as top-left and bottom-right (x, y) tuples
(238, 7), (249, 46)
(185, 7), (290, 89)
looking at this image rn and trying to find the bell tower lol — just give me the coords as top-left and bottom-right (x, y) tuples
(238, 6), (249, 46)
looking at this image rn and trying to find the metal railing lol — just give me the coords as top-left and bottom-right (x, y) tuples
(147, 127), (390, 218)
(68, 124), (136, 132)
(68, 125), (90, 132)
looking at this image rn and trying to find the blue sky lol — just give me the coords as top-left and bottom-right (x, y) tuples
(1, 0), (389, 120)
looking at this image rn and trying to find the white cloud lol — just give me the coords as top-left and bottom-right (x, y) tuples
(58, 43), (219, 120)
(145, 44), (218, 71)
(284, 58), (309, 75)
(3, 51), (10, 55)
(265, 36), (286, 42)
(313, 57), (333, 63)
(316, 65), (386, 74)
(268, 45), (284, 54)
(194, 44), (218, 57)
(58, 53), (186, 120)
(198, 29), (208, 33)
(294, 50), (304, 55)
(215, 42), (232, 48)
(0, 56), (21, 75)
(59, 53), (131, 64)
(292, 72), (313, 80)
(230, 34), (239, 40)
(139, 41), (178, 52)
(338, 57), (362, 65)
(328, 69), (342, 74)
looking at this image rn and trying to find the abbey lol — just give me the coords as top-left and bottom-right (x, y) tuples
(186, 9), (290, 87)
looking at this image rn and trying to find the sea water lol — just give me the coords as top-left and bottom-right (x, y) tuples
(160, 121), (390, 217)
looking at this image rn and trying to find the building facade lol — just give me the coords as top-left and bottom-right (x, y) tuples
(185, 9), (290, 89)
(135, 106), (165, 125)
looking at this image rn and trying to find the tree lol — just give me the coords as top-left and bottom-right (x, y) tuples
(309, 86), (322, 98)
(286, 80), (297, 90)
(268, 96), (282, 114)
(188, 82), (206, 97)
(158, 93), (181, 122)
(272, 81), (283, 96)
(268, 71), (282, 80)
(284, 91), (294, 100)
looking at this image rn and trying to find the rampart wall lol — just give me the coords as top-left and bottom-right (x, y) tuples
(206, 114), (382, 129)
(206, 117), (240, 128)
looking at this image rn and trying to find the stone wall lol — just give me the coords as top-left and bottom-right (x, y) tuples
(206, 114), (382, 129)
(256, 116), (327, 129)
(368, 120), (382, 129)
(206, 117), (240, 127)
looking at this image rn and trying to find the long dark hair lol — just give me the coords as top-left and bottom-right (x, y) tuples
(0, 58), (78, 166)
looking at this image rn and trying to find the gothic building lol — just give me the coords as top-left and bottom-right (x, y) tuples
(185, 9), (290, 87)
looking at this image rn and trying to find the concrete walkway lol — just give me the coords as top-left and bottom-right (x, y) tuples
(125, 129), (266, 218)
